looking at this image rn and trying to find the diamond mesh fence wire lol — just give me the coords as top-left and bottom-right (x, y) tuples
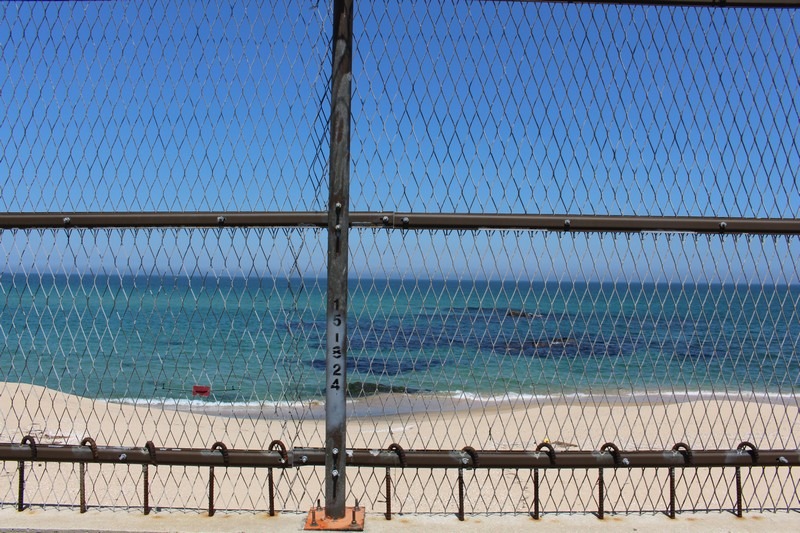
(1, 1), (331, 212)
(0, 227), (330, 439)
(1, 0), (799, 517)
(346, 230), (800, 451)
(352, 1), (799, 217)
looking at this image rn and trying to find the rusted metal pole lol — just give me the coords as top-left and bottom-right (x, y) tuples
(597, 469), (605, 519)
(325, 0), (353, 520)
(142, 464), (150, 515)
(17, 460), (25, 512)
(735, 466), (743, 517)
(457, 467), (465, 521)
(268, 439), (288, 516)
(268, 467), (276, 516)
(79, 462), (87, 513)
(668, 466), (676, 518)
(18, 436), (36, 512)
(384, 468), (392, 520)
(79, 437), (97, 514)
(208, 466), (216, 517)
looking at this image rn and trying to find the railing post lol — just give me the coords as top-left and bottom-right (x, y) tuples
(325, 0), (353, 521)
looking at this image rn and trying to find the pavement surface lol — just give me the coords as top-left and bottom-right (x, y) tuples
(1, 508), (798, 532)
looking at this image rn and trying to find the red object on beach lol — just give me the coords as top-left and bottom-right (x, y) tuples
(192, 385), (211, 397)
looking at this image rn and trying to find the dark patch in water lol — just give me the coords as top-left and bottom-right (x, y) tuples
(347, 381), (420, 397)
(673, 341), (724, 359)
(291, 309), (707, 361)
(308, 356), (445, 375)
(485, 335), (642, 359)
(459, 307), (543, 319)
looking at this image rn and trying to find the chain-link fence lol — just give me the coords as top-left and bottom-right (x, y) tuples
(1, 0), (799, 518)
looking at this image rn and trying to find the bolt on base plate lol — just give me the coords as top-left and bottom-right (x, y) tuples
(304, 504), (365, 531)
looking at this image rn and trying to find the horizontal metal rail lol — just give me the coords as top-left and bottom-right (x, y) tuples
(1, 212), (799, 235)
(508, 0), (800, 8)
(0, 212), (328, 229)
(4, 439), (793, 518)
(1, 442), (797, 469)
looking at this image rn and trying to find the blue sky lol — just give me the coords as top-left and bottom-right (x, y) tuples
(352, 1), (799, 216)
(1, 1), (330, 212)
(1, 1), (798, 282)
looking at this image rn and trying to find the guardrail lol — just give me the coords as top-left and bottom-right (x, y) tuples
(3, 437), (796, 519)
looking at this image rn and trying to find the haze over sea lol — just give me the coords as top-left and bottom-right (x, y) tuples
(1, 274), (798, 409)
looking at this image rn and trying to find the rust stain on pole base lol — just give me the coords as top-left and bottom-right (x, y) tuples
(304, 505), (364, 531)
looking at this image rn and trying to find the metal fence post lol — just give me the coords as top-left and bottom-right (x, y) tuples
(325, 0), (353, 521)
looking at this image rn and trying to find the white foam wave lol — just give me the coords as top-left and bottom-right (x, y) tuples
(446, 389), (800, 404)
(109, 396), (323, 409)
(108, 388), (800, 414)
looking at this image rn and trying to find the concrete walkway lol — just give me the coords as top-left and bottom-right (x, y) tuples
(1, 508), (798, 532)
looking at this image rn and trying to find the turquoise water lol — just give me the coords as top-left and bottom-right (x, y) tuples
(1, 273), (798, 403)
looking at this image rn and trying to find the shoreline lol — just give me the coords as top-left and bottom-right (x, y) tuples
(106, 387), (800, 420)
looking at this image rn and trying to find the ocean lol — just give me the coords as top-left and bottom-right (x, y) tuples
(1, 273), (798, 407)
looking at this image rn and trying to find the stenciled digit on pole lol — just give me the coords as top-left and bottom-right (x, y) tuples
(325, 0), (353, 521)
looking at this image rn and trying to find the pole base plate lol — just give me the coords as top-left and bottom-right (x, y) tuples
(304, 505), (365, 531)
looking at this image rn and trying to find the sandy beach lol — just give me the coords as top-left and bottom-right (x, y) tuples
(1, 381), (798, 514)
